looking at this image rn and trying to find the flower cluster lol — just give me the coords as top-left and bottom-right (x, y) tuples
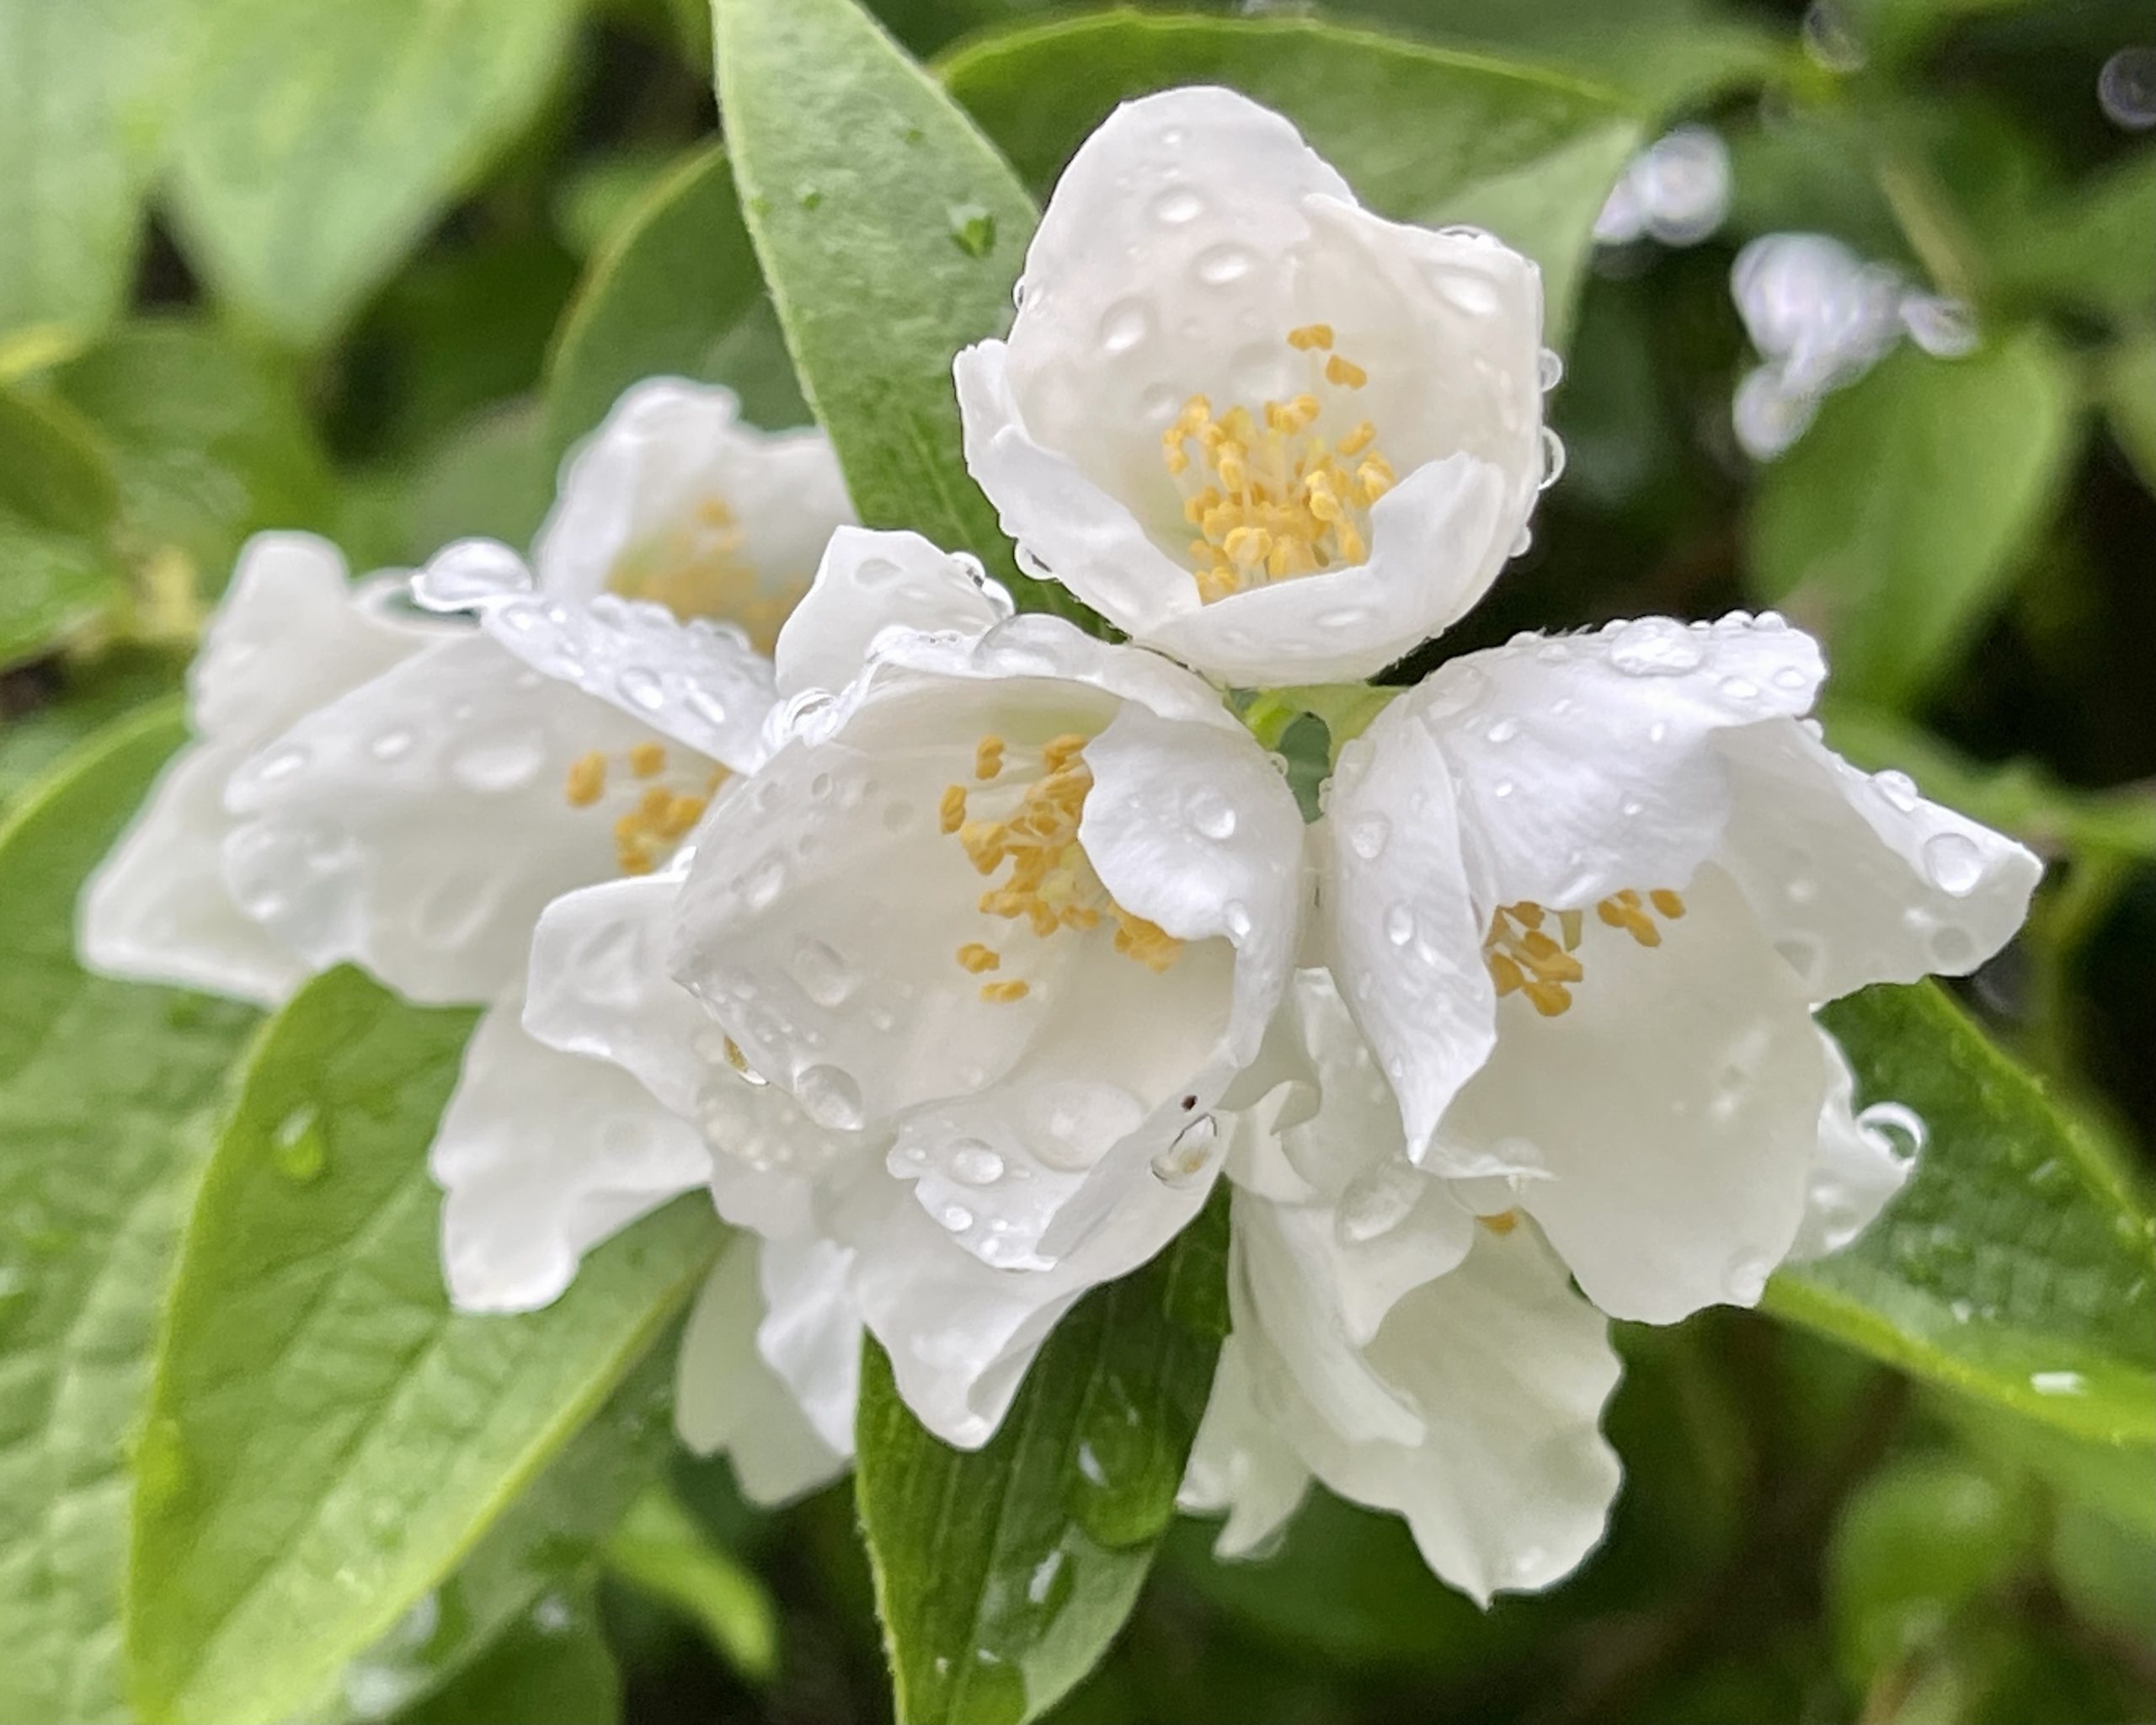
(83, 88), (2040, 1601)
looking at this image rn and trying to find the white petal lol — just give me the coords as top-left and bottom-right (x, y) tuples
(1788, 1028), (1915, 1262)
(433, 991), (710, 1313)
(1235, 1210), (1621, 1604)
(1178, 1336), (1311, 1558)
(80, 535), (437, 1001)
(675, 1240), (853, 1505)
(1415, 615), (1826, 910)
(413, 548), (777, 772)
(755, 1236), (863, 1460)
(1442, 869), (1831, 1323)
(1714, 718), (2041, 1000)
(1318, 708), (1497, 1166)
(535, 380), (852, 651)
(221, 633), (704, 1004)
(522, 868), (847, 1240)
(774, 526), (1012, 701)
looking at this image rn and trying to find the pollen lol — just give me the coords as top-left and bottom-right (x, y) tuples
(1485, 889), (1687, 1017)
(942, 731), (1185, 1001)
(1477, 1210), (1519, 1236)
(566, 742), (728, 874)
(1161, 324), (1400, 605)
(605, 493), (800, 654)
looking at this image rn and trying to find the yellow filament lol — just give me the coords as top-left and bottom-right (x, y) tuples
(606, 494), (802, 654)
(1161, 325), (1399, 605)
(1485, 889), (1687, 1017)
(944, 732), (1184, 1001)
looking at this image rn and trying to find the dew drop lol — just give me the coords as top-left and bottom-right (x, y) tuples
(1384, 903), (1416, 947)
(1538, 348), (1565, 391)
(1347, 814), (1391, 861)
(616, 666), (665, 713)
(1151, 187), (1204, 225)
(1608, 617), (1705, 676)
(795, 1064), (863, 1130)
(1856, 1101), (1927, 1163)
(1194, 243), (1255, 286)
(451, 733), (547, 793)
(369, 728), (416, 762)
(1099, 298), (1152, 355)
(271, 1106), (327, 1183)
(1922, 831), (1984, 896)
(2100, 46), (2156, 129)
(1222, 899), (1253, 941)
(1485, 716), (1519, 744)
(948, 1141), (1006, 1187)
(1719, 675), (1760, 701)
(413, 539), (532, 611)
(1537, 426), (1566, 491)
(1872, 768), (1921, 812)
(940, 1202), (976, 1233)
(791, 937), (857, 1007)
(947, 202), (997, 258)
(1187, 790), (1237, 840)
(2030, 1370), (2088, 1397)
(1151, 1114), (1219, 1187)
(1336, 1163), (1417, 1244)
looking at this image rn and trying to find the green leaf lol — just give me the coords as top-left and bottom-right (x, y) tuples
(0, 706), (259, 1725)
(2100, 331), (2156, 496)
(604, 1482), (780, 1684)
(391, 1587), (622, 1725)
(0, 384), (120, 535)
(163, 0), (584, 343)
(1745, 330), (2081, 710)
(128, 966), (722, 1725)
(942, 11), (1646, 339)
(0, 649), (185, 814)
(402, 400), (555, 564)
(855, 1194), (1230, 1725)
(1767, 983), (2156, 1448)
(50, 319), (342, 600)
(712, 0), (1063, 611)
(0, 0), (172, 341)
(0, 515), (125, 669)
(543, 145), (808, 462)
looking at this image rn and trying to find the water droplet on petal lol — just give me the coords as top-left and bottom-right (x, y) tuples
(1922, 831), (1983, 896)
(1222, 899), (1253, 941)
(1856, 1101), (1927, 1163)
(1187, 789), (1237, 840)
(1150, 1114), (1219, 1187)
(616, 666), (665, 712)
(1347, 814), (1390, 861)
(795, 1064), (863, 1130)
(1538, 426), (1566, 491)
(1872, 768), (1920, 812)
(1384, 903), (1416, 946)
(369, 729), (415, 762)
(413, 539), (533, 611)
(1609, 617), (1705, 676)
(1194, 243), (1255, 286)
(451, 733), (547, 793)
(1099, 298), (1152, 355)
(1485, 717), (1519, 744)
(791, 937), (857, 1007)
(1151, 187), (1204, 225)
(948, 1141), (1005, 1187)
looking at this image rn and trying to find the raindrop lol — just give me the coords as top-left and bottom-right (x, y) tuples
(948, 1142), (1006, 1187)
(1187, 790), (1237, 840)
(686, 687), (729, 730)
(1771, 665), (1810, 692)
(2098, 46), (2156, 130)
(1724, 1252), (1771, 1303)
(1099, 298), (1152, 355)
(369, 729), (416, 762)
(1151, 1114), (1219, 1187)
(1385, 903), (1416, 947)
(1608, 617), (1705, 676)
(1222, 899), (1253, 941)
(1151, 187), (1204, 225)
(1538, 348), (1565, 391)
(1873, 768), (1921, 812)
(1434, 272), (1501, 318)
(1485, 717), (1519, 744)
(795, 1064), (864, 1130)
(2030, 1370), (2088, 1397)
(451, 733), (547, 793)
(1347, 814), (1391, 861)
(1719, 676), (1760, 701)
(1509, 523), (1534, 558)
(940, 1202), (976, 1233)
(1856, 1101), (1927, 1163)
(1900, 291), (1978, 357)
(947, 202), (997, 258)
(413, 539), (532, 611)
(271, 1106), (327, 1183)
(616, 666), (665, 712)
(1194, 243), (1255, 286)
(791, 937), (857, 1007)
(1537, 426), (1566, 491)
(1922, 831), (1984, 896)
(255, 745), (309, 783)
(1337, 1163), (1417, 1243)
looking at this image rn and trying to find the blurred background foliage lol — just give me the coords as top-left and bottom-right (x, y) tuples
(1, 0), (2152, 1721)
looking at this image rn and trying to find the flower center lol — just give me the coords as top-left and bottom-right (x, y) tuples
(606, 496), (799, 654)
(940, 731), (1183, 1003)
(1483, 889), (1687, 1017)
(563, 740), (729, 876)
(1161, 323), (1399, 604)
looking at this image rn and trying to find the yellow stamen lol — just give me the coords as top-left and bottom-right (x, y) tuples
(939, 784), (969, 835)
(1286, 323), (1334, 350)
(603, 492), (802, 654)
(1484, 890), (1687, 1016)
(628, 741), (667, 778)
(1325, 354), (1368, 388)
(1478, 1210), (1519, 1236)
(980, 980), (1031, 1004)
(974, 735), (1006, 781)
(957, 943), (1001, 974)
(565, 751), (607, 809)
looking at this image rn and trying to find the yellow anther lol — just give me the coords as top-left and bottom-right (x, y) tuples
(565, 750), (607, 809)
(957, 943), (1001, 974)
(662, 794), (707, 837)
(1043, 733), (1088, 773)
(1287, 323), (1335, 350)
(940, 784), (969, 835)
(628, 741), (667, 778)
(1325, 353), (1369, 389)
(1337, 421), (1377, 458)
(1486, 890), (1684, 1014)
(975, 735), (1006, 781)
(1478, 1210), (1520, 1236)
(1357, 456), (1396, 503)
(1224, 526), (1273, 569)
(980, 979), (1031, 1004)
(723, 1036), (753, 1074)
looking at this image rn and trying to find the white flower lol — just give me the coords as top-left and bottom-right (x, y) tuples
(956, 87), (1548, 686)
(1180, 968), (1916, 1602)
(1315, 612), (2040, 1325)
(80, 532), (442, 1004)
(512, 526), (1309, 1446)
(83, 382), (855, 1322)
